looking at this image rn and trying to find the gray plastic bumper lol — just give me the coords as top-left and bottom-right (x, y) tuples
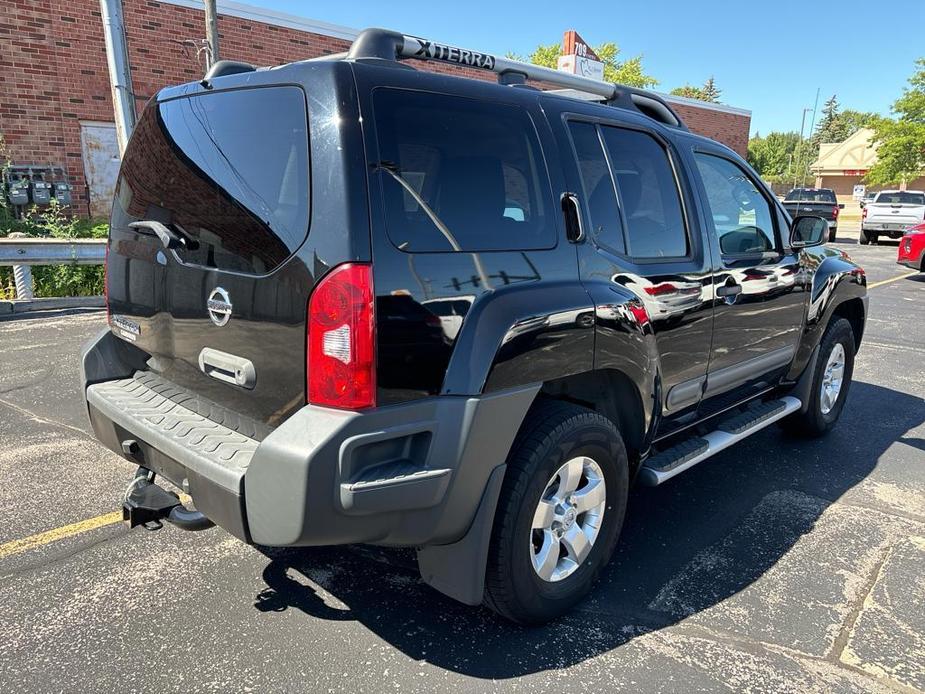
(245, 384), (538, 547)
(82, 328), (538, 552)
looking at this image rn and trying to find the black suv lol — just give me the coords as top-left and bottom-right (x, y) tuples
(81, 29), (867, 624)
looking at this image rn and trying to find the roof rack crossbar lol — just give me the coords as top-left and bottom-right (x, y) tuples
(344, 28), (686, 129)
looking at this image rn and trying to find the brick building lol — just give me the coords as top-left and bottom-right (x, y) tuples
(1, 0), (751, 217)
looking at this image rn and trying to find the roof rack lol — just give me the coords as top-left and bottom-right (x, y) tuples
(343, 28), (687, 130)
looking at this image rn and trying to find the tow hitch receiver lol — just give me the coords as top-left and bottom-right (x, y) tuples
(123, 466), (215, 531)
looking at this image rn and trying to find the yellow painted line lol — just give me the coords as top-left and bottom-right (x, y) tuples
(0, 493), (192, 560)
(0, 511), (123, 560)
(868, 271), (917, 289)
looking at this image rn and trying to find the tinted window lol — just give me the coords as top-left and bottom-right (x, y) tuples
(373, 89), (554, 252)
(600, 128), (688, 258)
(875, 191), (925, 205)
(113, 86), (309, 274)
(785, 189), (836, 203)
(695, 153), (777, 256)
(568, 122), (624, 253)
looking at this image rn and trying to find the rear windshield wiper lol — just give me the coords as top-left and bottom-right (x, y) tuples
(129, 220), (199, 251)
(373, 161), (461, 251)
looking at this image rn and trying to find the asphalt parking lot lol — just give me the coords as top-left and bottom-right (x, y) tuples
(1, 222), (923, 693)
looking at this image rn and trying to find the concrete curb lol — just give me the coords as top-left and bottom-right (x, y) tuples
(0, 296), (105, 315)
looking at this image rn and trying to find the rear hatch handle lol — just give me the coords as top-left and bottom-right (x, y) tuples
(129, 220), (198, 251)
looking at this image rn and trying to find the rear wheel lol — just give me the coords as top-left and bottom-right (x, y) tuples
(828, 228), (837, 243)
(484, 401), (628, 625)
(784, 317), (855, 437)
(859, 229), (871, 245)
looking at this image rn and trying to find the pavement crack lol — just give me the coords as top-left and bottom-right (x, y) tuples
(0, 525), (130, 581)
(0, 395), (95, 441)
(829, 544), (893, 665)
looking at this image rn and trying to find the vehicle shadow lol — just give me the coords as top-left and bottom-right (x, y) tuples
(252, 380), (923, 679)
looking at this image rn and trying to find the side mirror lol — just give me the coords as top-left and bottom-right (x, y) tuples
(838, 203), (845, 209)
(790, 215), (828, 248)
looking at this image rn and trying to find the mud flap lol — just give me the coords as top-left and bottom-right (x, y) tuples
(416, 464), (506, 606)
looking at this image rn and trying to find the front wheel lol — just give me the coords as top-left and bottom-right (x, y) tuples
(784, 317), (856, 437)
(484, 401), (628, 624)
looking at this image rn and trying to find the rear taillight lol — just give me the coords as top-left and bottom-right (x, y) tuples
(832, 205), (839, 219)
(862, 207), (868, 220)
(307, 263), (376, 409)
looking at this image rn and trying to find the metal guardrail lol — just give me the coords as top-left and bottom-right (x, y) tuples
(0, 238), (107, 266)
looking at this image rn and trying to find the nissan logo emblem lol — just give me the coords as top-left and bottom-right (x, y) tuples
(207, 287), (232, 327)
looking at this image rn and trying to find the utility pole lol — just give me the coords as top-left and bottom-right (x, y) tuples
(204, 0), (220, 68)
(801, 88), (821, 188)
(792, 107), (813, 192)
(99, 0), (137, 154)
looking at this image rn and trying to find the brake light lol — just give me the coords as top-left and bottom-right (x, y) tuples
(832, 205), (839, 219)
(307, 263), (376, 409)
(862, 206), (868, 220)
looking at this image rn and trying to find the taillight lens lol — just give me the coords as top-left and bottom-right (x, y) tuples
(862, 207), (868, 220)
(307, 263), (376, 409)
(832, 205), (839, 219)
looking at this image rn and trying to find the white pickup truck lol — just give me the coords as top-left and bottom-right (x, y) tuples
(861, 190), (925, 244)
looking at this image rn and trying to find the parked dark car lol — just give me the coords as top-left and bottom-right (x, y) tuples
(81, 29), (868, 625)
(781, 188), (843, 242)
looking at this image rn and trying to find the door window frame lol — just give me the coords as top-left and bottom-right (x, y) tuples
(561, 112), (703, 269)
(690, 147), (785, 263)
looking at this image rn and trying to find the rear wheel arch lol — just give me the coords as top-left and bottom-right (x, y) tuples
(536, 369), (647, 469)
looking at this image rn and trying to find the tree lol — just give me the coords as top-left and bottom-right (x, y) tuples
(669, 76), (720, 103)
(809, 95), (877, 148)
(670, 84), (708, 101)
(511, 40), (657, 89)
(747, 131), (802, 183)
(867, 58), (925, 186)
(702, 76), (721, 103)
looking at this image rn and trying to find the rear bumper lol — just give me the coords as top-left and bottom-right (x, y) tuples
(862, 223), (909, 237)
(81, 329), (537, 548)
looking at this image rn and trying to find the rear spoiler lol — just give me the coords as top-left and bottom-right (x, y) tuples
(334, 28), (686, 131)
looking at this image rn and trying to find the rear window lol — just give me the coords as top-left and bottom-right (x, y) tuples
(785, 189), (836, 203)
(112, 86), (309, 274)
(372, 88), (555, 252)
(875, 191), (925, 205)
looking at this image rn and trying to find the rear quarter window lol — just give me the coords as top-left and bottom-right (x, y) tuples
(371, 88), (556, 252)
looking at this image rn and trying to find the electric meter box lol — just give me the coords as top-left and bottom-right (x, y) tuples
(53, 182), (73, 206)
(7, 180), (29, 206)
(30, 180), (52, 205)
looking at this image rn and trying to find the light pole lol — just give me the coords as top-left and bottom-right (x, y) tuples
(792, 107), (813, 192)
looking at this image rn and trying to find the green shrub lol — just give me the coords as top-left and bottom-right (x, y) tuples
(1, 200), (108, 298)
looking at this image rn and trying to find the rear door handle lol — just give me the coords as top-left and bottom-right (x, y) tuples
(561, 193), (585, 243)
(198, 348), (256, 389)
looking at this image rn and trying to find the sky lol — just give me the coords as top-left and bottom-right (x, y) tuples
(240, 0), (924, 137)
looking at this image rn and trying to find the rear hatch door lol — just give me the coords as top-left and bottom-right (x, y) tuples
(107, 84), (313, 431)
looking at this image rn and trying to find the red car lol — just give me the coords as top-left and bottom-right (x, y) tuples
(898, 223), (925, 272)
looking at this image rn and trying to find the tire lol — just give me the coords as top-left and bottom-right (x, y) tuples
(859, 229), (871, 245)
(784, 317), (855, 437)
(484, 400), (628, 625)
(828, 228), (837, 243)
(871, 233), (879, 245)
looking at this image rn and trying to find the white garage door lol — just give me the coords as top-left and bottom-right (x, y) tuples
(79, 121), (120, 218)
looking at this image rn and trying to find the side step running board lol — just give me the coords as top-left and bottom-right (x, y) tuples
(638, 396), (801, 486)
